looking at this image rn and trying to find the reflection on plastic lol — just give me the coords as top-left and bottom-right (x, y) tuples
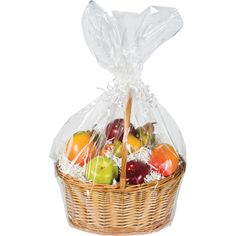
(50, 1), (186, 234)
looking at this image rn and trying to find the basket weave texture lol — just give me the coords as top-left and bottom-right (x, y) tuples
(56, 93), (186, 234)
(56, 161), (185, 235)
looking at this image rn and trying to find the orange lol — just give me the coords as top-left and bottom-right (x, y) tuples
(66, 132), (97, 166)
(149, 144), (179, 177)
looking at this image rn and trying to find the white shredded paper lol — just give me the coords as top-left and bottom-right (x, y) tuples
(144, 170), (162, 183)
(58, 153), (89, 183)
(58, 144), (162, 184)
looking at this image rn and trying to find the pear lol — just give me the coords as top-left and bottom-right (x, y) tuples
(136, 122), (156, 147)
(113, 140), (123, 158)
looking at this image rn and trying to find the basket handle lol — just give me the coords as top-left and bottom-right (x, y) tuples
(120, 91), (132, 190)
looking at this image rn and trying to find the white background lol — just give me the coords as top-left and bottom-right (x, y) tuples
(0, 0), (236, 235)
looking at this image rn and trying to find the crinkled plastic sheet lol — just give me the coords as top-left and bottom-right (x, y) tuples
(51, 1), (185, 233)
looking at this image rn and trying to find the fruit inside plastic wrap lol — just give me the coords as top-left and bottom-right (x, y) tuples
(86, 156), (119, 184)
(149, 144), (180, 177)
(66, 131), (97, 166)
(50, 1), (186, 186)
(54, 101), (185, 185)
(126, 160), (150, 185)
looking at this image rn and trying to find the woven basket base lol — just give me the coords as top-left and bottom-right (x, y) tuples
(68, 215), (171, 235)
(57, 161), (185, 235)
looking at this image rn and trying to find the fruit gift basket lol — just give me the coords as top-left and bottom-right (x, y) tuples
(50, 1), (186, 235)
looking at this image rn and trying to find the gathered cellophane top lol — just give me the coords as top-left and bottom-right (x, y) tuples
(50, 0), (186, 189)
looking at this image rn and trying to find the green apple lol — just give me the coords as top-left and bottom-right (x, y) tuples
(85, 156), (118, 184)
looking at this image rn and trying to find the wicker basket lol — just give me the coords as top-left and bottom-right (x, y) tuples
(56, 94), (186, 235)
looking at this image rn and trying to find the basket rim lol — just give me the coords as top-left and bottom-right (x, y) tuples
(55, 160), (186, 192)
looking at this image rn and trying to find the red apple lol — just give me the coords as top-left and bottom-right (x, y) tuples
(105, 118), (136, 141)
(126, 160), (150, 185)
